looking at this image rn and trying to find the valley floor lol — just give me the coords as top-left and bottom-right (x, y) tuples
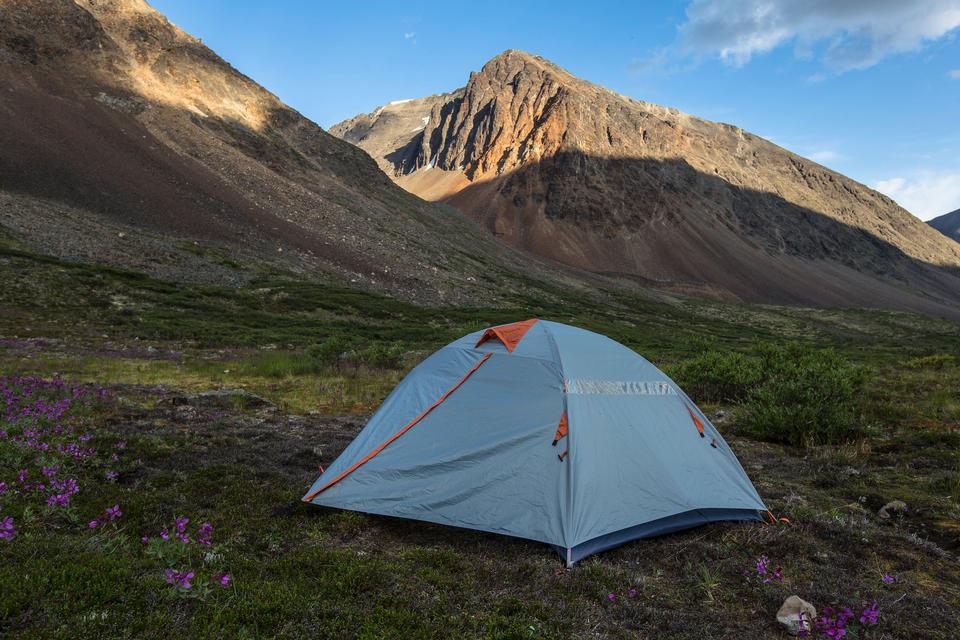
(1, 241), (959, 638)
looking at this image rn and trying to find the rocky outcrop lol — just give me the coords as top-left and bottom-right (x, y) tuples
(333, 50), (960, 318)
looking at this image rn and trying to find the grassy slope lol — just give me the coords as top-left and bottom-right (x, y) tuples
(1, 240), (959, 638)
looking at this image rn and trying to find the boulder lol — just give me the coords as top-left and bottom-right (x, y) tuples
(776, 595), (817, 636)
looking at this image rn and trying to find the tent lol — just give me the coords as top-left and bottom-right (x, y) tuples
(303, 319), (767, 565)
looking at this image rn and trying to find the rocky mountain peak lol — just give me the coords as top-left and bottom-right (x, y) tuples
(331, 51), (960, 318)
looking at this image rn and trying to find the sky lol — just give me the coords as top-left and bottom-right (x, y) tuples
(149, 0), (960, 220)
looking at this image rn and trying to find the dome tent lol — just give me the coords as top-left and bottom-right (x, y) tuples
(303, 319), (767, 565)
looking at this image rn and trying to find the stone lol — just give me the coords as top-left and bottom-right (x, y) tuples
(879, 500), (908, 519)
(776, 596), (817, 636)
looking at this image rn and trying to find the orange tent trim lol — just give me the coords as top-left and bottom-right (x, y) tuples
(475, 318), (539, 353)
(303, 353), (493, 501)
(686, 406), (706, 437)
(552, 410), (568, 446)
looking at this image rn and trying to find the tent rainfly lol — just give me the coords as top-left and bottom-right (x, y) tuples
(303, 319), (767, 565)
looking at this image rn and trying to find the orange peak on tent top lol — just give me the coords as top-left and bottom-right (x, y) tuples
(475, 319), (539, 352)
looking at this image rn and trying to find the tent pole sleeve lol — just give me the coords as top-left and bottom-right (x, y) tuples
(303, 352), (493, 501)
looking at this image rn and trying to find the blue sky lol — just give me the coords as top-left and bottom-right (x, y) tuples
(150, 0), (960, 220)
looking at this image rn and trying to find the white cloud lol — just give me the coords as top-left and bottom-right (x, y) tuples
(807, 149), (840, 163)
(873, 171), (960, 220)
(403, 32), (417, 45)
(949, 69), (960, 78)
(679, 0), (960, 71)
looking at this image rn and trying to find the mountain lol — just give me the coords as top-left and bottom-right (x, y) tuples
(333, 50), (960, 317)
(0, 2), (565, 305)
(929, 208), (960, 243)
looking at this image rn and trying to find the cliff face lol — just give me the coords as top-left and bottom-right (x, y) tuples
(0, 2), (550, 303)
(334, 50), (960, 316)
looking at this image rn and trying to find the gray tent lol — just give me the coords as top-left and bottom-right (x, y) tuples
(304, 319), (767, 564)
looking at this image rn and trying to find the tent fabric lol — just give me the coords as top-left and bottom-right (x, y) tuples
(303, 320), (767, 565)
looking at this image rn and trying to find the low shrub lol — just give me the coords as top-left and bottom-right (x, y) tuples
(668, 349), (763, 403)
(356, 341), (405, 370)
(671, 342), (869, 446)
(740, 343), (869, 447)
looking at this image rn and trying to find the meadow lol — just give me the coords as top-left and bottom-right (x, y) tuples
(1, 240), (959, 638)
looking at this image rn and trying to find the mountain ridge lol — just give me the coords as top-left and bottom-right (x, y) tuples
(0, 3), (573, 305)
(332, 50), (960, 318)
(929, 208), (960, 243)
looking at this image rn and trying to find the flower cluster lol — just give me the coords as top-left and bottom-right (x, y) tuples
(749, 555), (784, 584)
(800, 603), (881, 638)
(144, 517), (231, 596)
(0, 376), (119, 539)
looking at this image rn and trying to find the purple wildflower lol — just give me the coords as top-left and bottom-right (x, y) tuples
(16, 469), (28, 483)
(104, 504), (122, 521)
(859, 602), (880, 626)
(176, 571), (194, 589)
(196, 522), (213, 546)
(607, 593), (616, 602)
(164, 568), (177, 584)
(141, 535), (150, 544)
(0, 482), (6, 495)
(88, 520), (99, 529)
(105, 470), (119, 481)
(212, 573), (231, 587)
(882, 574), (895, 584)
(627, 587), (637, 598)
(0, 516), (15, 540)
(116, 441), (126, 449)
(160, 528), (170, 541)
(41, 465), (59, 477)
(174, 517), (189, 534)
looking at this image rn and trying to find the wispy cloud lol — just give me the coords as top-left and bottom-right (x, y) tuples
(807, 149), (840, 163)
(403, 32), (416, 45)
(874, 171), (960, 220)
(677, 0), (960, 72)
(949, 69), (960, 78)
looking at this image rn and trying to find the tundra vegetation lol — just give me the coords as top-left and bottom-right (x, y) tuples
(1, 240), (958, 638)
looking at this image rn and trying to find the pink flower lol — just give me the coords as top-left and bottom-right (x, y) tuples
(212, 573), (231, 587)
(88, 520), (99, 529)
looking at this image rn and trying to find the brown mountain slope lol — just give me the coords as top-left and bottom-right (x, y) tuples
(0, 2), (566, 304)
(333, 50), (960, 317)
(929, 208), (960, 243)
